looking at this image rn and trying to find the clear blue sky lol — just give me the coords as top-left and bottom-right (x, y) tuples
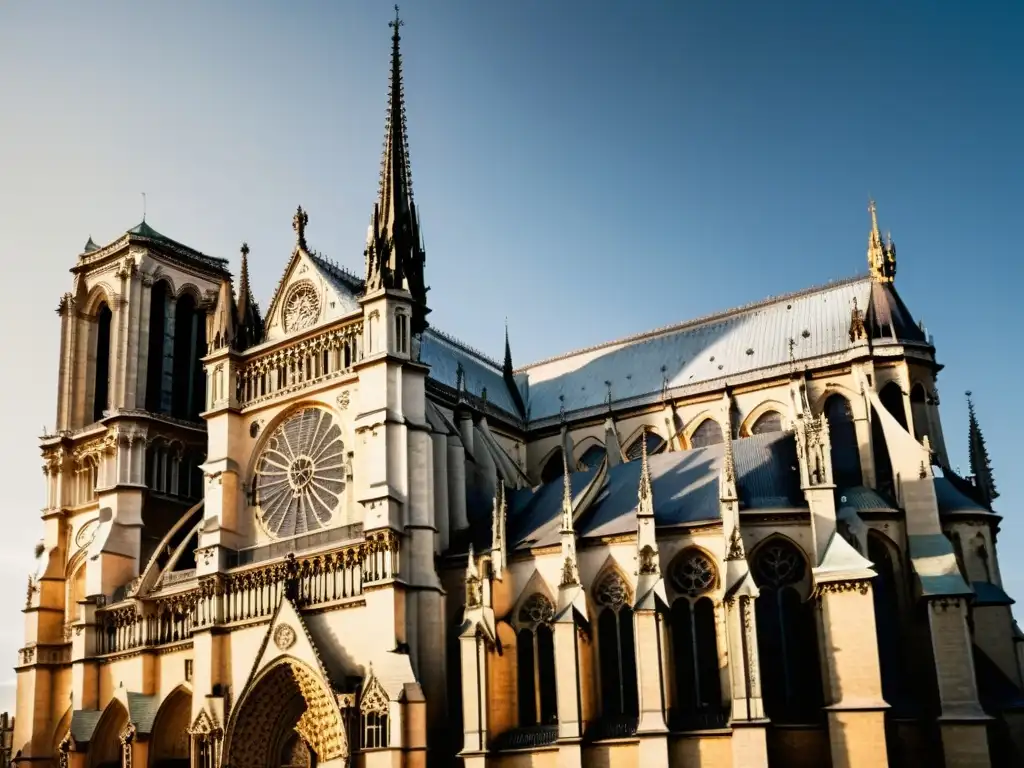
(0, 0), (1021, 704)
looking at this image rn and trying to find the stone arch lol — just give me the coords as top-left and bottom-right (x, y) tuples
(622, 427), (665, 462)
(175, 282), (204, 303)
(223, 656), (347, 767)
(149, 685), (192, 767)
(149, 269), (177, 296)
(681, 413), (725, 449)
(739, 400), (790, 437)
(510, 570), (556, 632)
(81, 284), (114, 318)
(51, 706), (71, 755)
(574, 436), (606, 470)
(747, 534), (813, 600)
(538, 446), (564, 485)
(89, 698), (129, 768)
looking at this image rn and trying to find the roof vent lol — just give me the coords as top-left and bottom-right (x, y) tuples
(801, 330), (810, 338)
(745, 348), (754, 355)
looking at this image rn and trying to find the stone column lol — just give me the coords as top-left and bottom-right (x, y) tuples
(928, 597), (992, 768)
(554, 618), (584, 768)
(817, 580), (889, 768)
(459, 632), (489, 768)
(135, 275), (153, 410)
(726, 595), (768, 766)
(634, 608), (669, 767)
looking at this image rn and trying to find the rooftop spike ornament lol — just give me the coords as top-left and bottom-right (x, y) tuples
(867, 199), (897, 283)
(966, 391), (998, 509)
(364, 5), (429, 335)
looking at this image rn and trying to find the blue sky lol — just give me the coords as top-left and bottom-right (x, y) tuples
(0, 1), (1021, 708)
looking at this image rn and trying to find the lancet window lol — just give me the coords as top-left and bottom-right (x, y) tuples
(594, 570), (639, 721)
(823, 395), (862, 487)
(92, 302), (113, 423)
(626, 431), (664, 461)
(689, 419), (724, 449)
(910, 383), (930, 444)
(171, 293), (207, 422)
(145, 281), (173, 414)
(668, 549), (723, 729)
(869, 534), (911, 714)
(750, 410), (784, 435)
(360, 676), (390, 750)
(751, 538), (823, 723)
(515, 593), (558, 726)
(540, 450), (564, 485)
(579, 444), (606, 471)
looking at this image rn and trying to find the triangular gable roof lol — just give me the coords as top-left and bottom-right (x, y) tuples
(262, 246), (363, 344)
(241, 593), (336, 690)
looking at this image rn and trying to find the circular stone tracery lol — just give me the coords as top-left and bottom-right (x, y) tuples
(255, 408), (346, 539)
(671, 549), (717, 596)
(283, 282), (320, 332)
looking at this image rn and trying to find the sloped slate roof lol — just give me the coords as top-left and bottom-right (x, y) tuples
(309, 253), (363, 314)
(934, 477), (988, 514)
(519, 276), (926, 422)
(867, 281), (927, 343)
(837, 486), (899, 513)
(501, 433), (805, 551)
(420, 329), (520, 416)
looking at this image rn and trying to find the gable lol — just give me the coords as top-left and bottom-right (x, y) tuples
(263, 249), (363, 344)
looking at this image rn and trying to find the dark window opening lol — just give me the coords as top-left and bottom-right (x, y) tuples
(750, 410), (784, 435)
(751, 539), (824, 724)
(626, 431), (665, 461)
(93, 302), (112, 422)
(540, 449), (564, 485)
(146, 282), (170, 413)
(824, 395), (862, 487)
(689, 419), (724, 449)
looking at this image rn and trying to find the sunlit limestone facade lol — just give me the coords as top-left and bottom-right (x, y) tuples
(11, 12), (1024, 768)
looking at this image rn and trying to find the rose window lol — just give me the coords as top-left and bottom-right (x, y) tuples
(671, 549), (717, 596)
(254, 408), (345, 538)
(283, 282), (320, 332)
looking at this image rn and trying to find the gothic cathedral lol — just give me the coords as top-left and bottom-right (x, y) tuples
(12, 11), (1024, 768)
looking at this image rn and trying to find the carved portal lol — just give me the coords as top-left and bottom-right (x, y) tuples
(225, 660), (347, 766)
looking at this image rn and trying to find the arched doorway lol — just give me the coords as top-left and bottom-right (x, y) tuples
(89, 699), (129, 768)
(225, 659), (348, 768)
(150, 686), (191, 767)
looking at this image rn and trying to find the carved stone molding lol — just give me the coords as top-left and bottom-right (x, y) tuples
(815, 579), (871, 597)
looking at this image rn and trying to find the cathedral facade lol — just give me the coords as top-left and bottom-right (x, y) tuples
(12, 12), (1024, 768)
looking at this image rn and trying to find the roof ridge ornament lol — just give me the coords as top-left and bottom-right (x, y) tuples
(293, 206), (309, 251)
(867, 199), (897, 283)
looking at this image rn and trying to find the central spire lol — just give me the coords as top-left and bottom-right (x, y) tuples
(365, 5), (429, 334)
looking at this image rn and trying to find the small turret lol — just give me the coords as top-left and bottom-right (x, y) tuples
(234, 242), (264, 350)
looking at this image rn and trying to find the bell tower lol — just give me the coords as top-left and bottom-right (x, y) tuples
(40, 225), (229, 597)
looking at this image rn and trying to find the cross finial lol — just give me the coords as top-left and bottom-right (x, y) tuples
(293, 206), (309, 248)
(868, 198), (879, 233)
(390, 4), (403, 34)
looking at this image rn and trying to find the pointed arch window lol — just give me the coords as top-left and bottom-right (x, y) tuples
(626, 431), (664, 462)
(171, 293), (207, 421)
(516, 594), (558, 726)
(540, 449), (564, 485)
(750, 410), (784, 435)
(751, 539), (823, 723)
(92, 302), (113, 423)
(594, 571), (639, 721)
(823, 395), (862, 487)
(910, 384), (930, 444)
(668, 549), (723, 729)
(145, 281), (172, 414)
(689, 419), (724, 449)
(869, 534), (911, 715)
(579, 444), (606, 471)
(360, 676), (390, 750)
